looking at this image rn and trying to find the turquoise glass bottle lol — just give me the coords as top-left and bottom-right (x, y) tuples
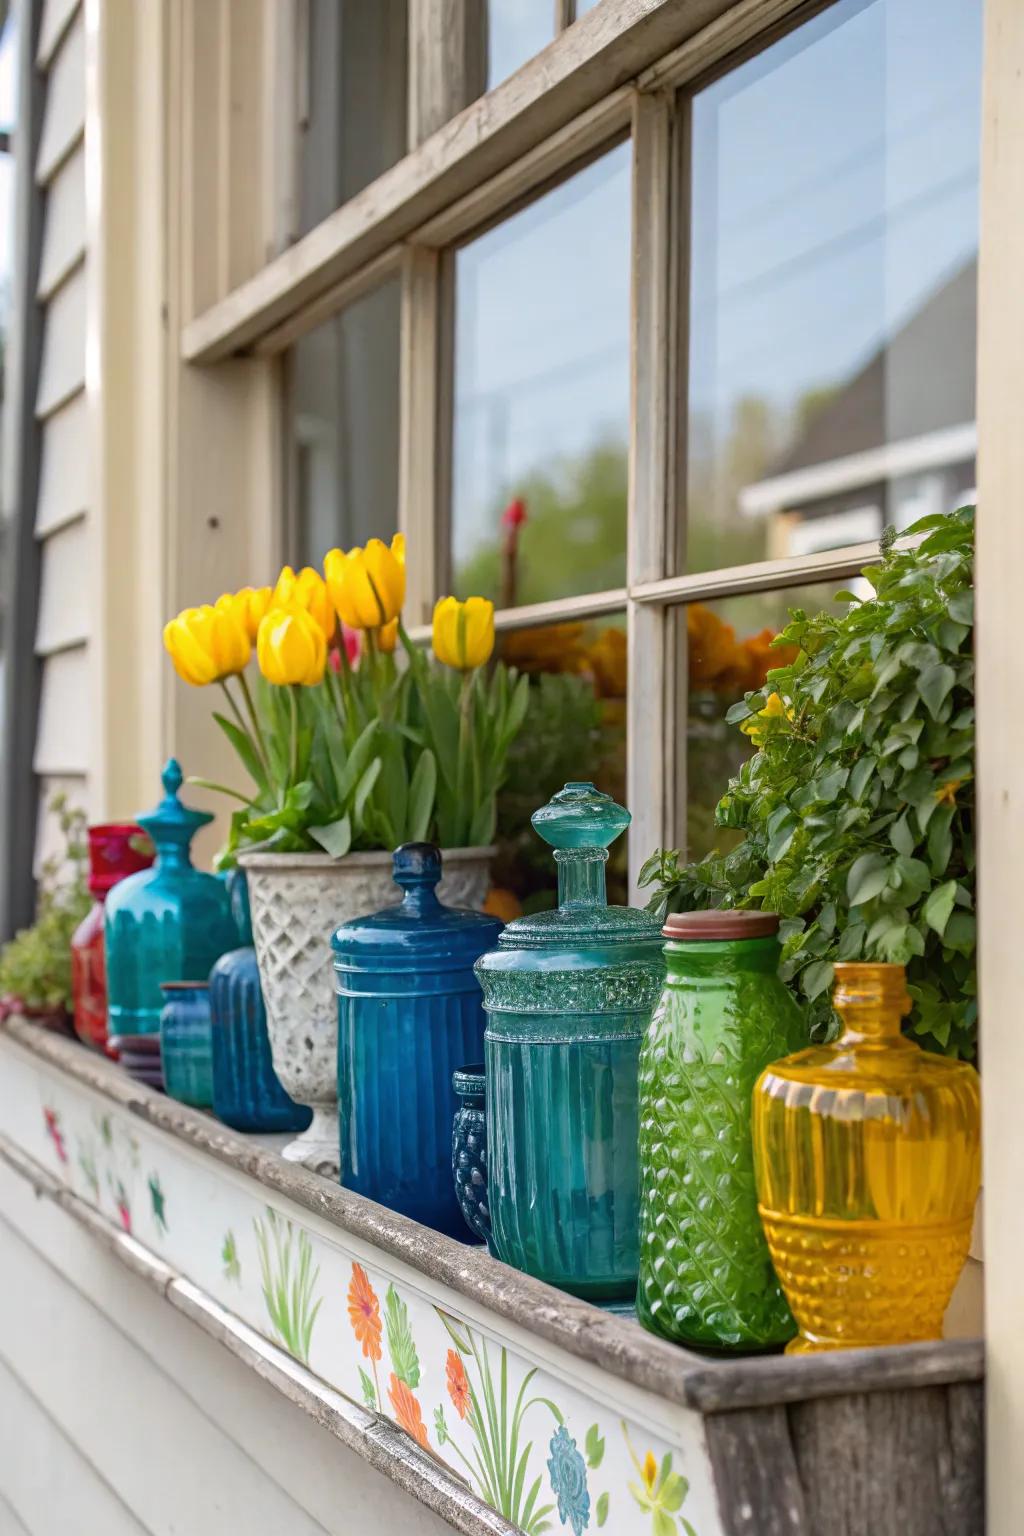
(636, 909), (806, 1351)
(209, 872), (311, 1134)
(332, 844), (501, 1237)
(105, 761), (238, 1045)
(475, 783), (664, 1300)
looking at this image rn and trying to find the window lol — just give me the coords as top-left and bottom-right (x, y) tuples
(180, 0), (982, 892)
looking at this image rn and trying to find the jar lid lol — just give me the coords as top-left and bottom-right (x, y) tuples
(332, 843), (502, 973)
(87, 822), (155, 896)
(135, 760), (213, 847)
(663, 909), (780, 941)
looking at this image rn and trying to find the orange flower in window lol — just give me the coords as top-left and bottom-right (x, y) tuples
(687, 604), (739, 689)
(446, 1349), (470, 1420)
(347, 1262), (382, 1362)
(388, 1374), (430, 1449)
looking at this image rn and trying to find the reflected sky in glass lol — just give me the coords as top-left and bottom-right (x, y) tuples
(486, 2), (556, 89)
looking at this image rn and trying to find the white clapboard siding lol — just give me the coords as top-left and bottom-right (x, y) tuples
(0, 1489), (31, 1536)
(37, 142), (85, 301)
(36, 0), (81, 70)
(35, 7), (84, 186)
(0, 1360), (146, 1536)
(33, 646), (89, 776)
(35, 516), (90, 655)
(34, 261), (85, 420)
(35, 393), (87, 536)
(33, 774), (89, 877)
(0, 1163), (453, 1536)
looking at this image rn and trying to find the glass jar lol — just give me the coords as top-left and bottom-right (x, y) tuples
(452, 1065), (492, 1250)
(637, 909), (806, 1350)
(104, 761), (238, 1045)
(331, 844), (501, 1237)
(476, 782), (664, 1300)
(70, 824), (154, 1056)
(752, 962), (982, 1353)
(160, 981), (215, 1108)
(209, 872), (311, 1134)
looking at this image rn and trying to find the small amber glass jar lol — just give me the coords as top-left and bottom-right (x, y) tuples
(752, 962), (981, 1353)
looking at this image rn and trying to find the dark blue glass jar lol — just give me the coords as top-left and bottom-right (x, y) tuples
(331, 844), (501, 1237)
(209, 873), (312, 1134)
(160, 981), (214, 1108)
(452, 1064), (493, 1251)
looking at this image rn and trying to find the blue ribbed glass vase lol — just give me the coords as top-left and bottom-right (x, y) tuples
(331, 844), (501, 1237)
(475, 783), (665, 1300)
(160, 981), (214, 1108)
(209, 872), (312, 1134)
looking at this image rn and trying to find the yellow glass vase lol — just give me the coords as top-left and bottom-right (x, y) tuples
(752, 962), (980, 1353)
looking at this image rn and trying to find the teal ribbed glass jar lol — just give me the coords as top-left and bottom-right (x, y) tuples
(636, 908), (806, 1351)
(476, 783), (664, 1300)
(104, 761), (238, 1043)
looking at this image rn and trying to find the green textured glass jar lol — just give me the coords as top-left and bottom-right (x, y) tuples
(636, 909), (805, 1350)
(476, 783), (664, 1301)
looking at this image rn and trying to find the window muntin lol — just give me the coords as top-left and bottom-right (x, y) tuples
(286, 278), (401, 567)
(449, 141), (631, 608)
(683, 0), (982, 577)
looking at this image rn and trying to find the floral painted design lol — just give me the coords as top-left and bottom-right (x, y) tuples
(222, 1230), (241, 1283)
(148, 1173), (168, 1234)
(253, 1208), (321, 1364)
(445, 1348), (470, 1419)
(348, 1263), (383, 1361)
(76, 1141), (99, 1200)
(97, 1112), (113, 1149)
(389, 1373), (430, 1449)
(43, 1106), (67, 1164)
(548, 1425), (591, 1535)
(623, 1425), (698, 1536)
(109, 1176), (131, 1233)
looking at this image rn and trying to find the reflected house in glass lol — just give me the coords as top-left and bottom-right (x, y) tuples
(737, 260), (978, 555)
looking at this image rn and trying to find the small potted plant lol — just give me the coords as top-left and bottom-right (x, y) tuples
(163, 538), (527, 1174)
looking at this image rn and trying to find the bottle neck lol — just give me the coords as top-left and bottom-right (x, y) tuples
(665, 936), (779, 978)
(833, 964), (911, 1044)
(555, 846), (607, 909)
(399, 882), (442, 918)
(154, 839), (193, 873)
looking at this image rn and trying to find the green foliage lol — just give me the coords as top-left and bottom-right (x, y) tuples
(253, 1207), (322, 1363)
(0, 796), (91, 1012)
(383, 1282), (421, 1388)
(641, 508), (977, 1060)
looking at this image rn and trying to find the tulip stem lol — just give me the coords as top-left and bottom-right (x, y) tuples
(219, 681), (264, 779)
(237, 672), (272, 779)
(288, 685), (299, 786)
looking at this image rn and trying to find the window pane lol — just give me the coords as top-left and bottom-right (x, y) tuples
(451, 143), (631, 607)
(684, 584), (847, 862)
(295, 0), (407, 240)
(684, 0), (981, 575)
(485, 2), (556, 90)
(287, 280), (401, 567)
(495, 618), (628, 912)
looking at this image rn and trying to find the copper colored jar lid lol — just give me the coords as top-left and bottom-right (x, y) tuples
(662, 909), (780, 941)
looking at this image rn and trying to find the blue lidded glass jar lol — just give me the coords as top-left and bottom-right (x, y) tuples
(160, 981), (214, 1107)
(475, 783), (665, 1300)
(452, 1065), (492, 1251)
(104, 760), (238, 1045)
(209, 872), (312, 1134)
(331, 843), (501, 1237)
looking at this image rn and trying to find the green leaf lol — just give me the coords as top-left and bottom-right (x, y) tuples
(947, 589), (973, 624)
(308, 815), (352, 858)
(406, 750), (437, 844)
(653, 1510), (677, 1536)
(584, 1423), (605, 1469)
(890, 813), (916, 856)
(848, 755), (875, 802)
(353, 757), (383, 826)
(918, 662), (956, 719)
(922, 879), (957, 936)
(846, 853), (890, 907)
(661, 1472), (689, 1512)
(801, 959), (834, 1000)
(358, 1367), (377, 1409)
(928, 805), (955, 876)
(596, 1492), (609, 1528)
(383, 1284), (420, 1387)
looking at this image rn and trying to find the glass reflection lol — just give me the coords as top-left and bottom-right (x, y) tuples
(494, 619), (627, 911)
(451, 143), (631, 606)
(485, 1), (556, 89)
(685, 0), (981, 574)
(287, 280), (401, 567)
(684, 585), (844, 862)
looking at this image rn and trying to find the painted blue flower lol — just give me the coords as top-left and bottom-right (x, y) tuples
(547, 1424), (590, 1535)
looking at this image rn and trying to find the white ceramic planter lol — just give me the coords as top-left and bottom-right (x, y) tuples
(237, 846), (495, 1176)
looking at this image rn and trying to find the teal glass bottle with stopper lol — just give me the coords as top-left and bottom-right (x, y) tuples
(105, 760), (238, 1046)
(475, 782), (665, 1300)
(636, 908), (805, 1351)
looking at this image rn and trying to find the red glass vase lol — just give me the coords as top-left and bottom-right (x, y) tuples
(71, 824), (154, 1056)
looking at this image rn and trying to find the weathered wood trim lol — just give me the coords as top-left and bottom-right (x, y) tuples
(629, 541), (883, 606)
(180, 0), (763, 362)
(3, 1019), (983, 1418)
(0, 1133), (521, 1536)
(399, 245), (445, 625)
(637, 0), (826, 91)
(250, 246), (405, 357)
(408, 0), (487, 150)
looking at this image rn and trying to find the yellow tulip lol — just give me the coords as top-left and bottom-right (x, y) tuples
(432, 596), (495, 671)
(216, 586), (272, 644)
(376, 617), (399, 653)
(324, 533), (405, 630)
(256, 606), (327, 687)
(163, 604), (251, 686)
(271, 565), (335, 640)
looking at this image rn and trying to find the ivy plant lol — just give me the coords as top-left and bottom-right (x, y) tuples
(641, 507), (976, 1060)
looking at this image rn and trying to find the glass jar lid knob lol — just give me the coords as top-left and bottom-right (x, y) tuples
(531, 782), (630, 910)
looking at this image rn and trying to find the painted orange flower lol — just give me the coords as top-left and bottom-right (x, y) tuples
(388, 1373), (430, 1449)
(347, 1262), (382, 1361)
(446, 1348), (470, 1420)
